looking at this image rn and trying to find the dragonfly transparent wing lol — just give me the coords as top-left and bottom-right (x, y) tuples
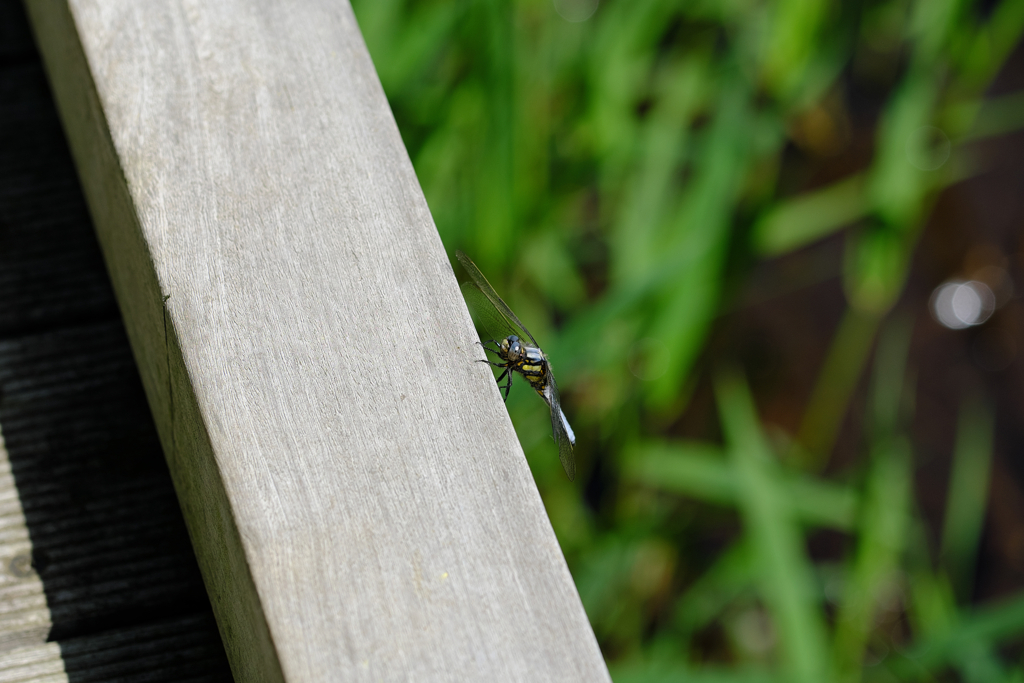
(460, 282), (519, 343)
(543, 374), (576, 482)
(456, 250), (538, 346)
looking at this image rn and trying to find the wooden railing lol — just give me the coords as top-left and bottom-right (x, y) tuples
(24, 1), (610, 680)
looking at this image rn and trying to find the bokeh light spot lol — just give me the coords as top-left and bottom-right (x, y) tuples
(930, 280), (995, 329)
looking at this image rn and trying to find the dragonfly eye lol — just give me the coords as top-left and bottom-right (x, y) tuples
(507, 338), (523, 360)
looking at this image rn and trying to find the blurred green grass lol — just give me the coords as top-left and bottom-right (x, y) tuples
(352, 0), (1024, 679)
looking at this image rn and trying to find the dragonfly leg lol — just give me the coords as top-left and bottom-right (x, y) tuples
(500, 370), (513, 401)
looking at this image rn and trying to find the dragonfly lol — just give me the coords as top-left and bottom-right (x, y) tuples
(456, 250), (576, 481)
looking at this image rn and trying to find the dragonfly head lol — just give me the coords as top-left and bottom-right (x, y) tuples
(502, 335), (522, 361)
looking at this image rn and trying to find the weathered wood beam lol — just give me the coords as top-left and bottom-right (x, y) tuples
(22, 1), (610, 680)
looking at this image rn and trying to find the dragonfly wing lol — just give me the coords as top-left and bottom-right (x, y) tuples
(553, 408), (576, 482)
(456, 250), (539, 346)
(460, 281), (518, 343)
(543, 374), (576, 481)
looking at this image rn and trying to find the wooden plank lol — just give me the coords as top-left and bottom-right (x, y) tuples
(0, 614), (231, 683)
(23, 1), (610, 681)
(0, 437), (50, 653)
(0, 321), (226, 656)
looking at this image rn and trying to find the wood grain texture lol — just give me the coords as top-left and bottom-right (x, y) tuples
(23, 1), (610, 681)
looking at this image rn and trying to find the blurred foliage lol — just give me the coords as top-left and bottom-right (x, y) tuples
(352, 0), (1024, 680)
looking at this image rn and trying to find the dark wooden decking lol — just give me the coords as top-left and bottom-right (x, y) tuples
(0, 1), (233, 679)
